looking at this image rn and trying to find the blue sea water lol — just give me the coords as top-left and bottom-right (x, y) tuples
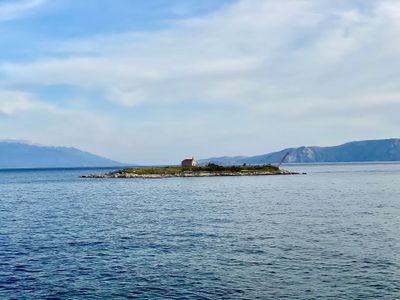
(0, 164), (399, 299)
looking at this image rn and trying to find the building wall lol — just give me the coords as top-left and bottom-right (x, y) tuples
(181, 159), (197, 167)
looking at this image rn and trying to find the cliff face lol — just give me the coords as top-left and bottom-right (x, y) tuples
(200, 139), (400, 165)
(0, 141), (125, 169)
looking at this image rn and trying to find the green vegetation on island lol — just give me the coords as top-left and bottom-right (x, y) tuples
(123, 163), (279, 175)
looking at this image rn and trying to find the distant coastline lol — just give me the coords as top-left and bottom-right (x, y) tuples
(200, 138), (400, 165)
(1, 138), (399, 169)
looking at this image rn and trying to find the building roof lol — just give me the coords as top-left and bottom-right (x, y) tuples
(181, 158), (195, 163)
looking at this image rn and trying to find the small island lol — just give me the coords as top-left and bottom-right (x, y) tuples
(81, 163), (300, 179)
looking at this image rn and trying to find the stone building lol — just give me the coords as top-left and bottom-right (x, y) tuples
(181, 157), (197, 167)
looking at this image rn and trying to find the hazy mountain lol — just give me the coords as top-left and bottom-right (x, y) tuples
(200, 139), (400, 165)
(0, 140), (125, 169)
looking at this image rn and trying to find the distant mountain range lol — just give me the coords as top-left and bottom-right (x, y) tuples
(0, 140), (125, 169)
(2, 138), (399, 169)
(200, 138), (400, 165)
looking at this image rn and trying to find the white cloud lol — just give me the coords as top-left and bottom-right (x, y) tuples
(3, 0), (400, 110)
(0, 90), (53, 115)
(0, 0), (46, 21)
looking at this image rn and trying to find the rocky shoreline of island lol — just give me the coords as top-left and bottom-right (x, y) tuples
(81, 164), (302, 179)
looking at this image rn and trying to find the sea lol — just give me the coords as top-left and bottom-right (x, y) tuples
(0, 163), (399, 299)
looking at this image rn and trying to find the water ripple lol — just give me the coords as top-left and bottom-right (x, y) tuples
(0, 165), (399, 299)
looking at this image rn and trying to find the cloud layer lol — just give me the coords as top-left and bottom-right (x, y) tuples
(1, 0), (399, 163)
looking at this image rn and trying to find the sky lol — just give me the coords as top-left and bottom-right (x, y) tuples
(0, 0), (399, 164)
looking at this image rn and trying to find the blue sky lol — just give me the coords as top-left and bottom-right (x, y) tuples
(0, 0), (399, 164)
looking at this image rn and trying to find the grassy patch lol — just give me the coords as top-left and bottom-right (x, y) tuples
(122, 163), (279, 175)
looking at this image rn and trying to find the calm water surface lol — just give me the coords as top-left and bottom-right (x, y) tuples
(0, 164), (399, 299)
